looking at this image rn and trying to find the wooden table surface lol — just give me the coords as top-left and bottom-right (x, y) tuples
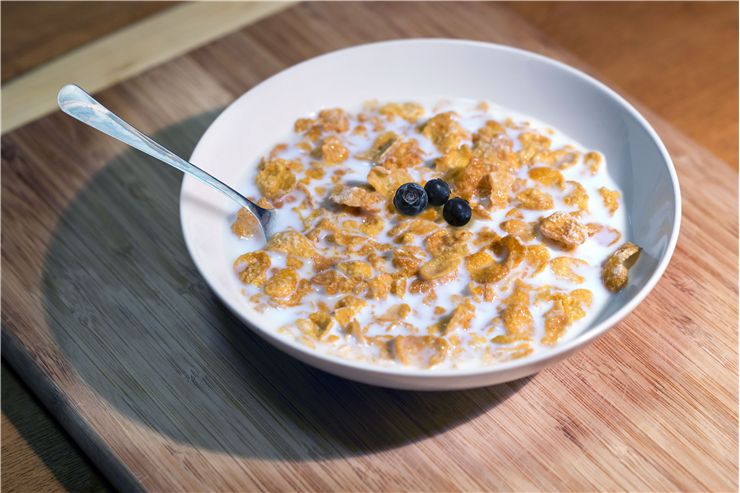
(2, 2), (737, 492)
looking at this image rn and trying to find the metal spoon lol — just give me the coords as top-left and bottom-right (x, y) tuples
(57, 84), (274, 238)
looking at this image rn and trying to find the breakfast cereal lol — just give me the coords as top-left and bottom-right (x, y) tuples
(227, 99), (637, 369)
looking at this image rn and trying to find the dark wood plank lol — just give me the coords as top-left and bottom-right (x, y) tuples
(1, 1), (175, 82)
(1, 2), (737, 491)
(506, 1), (739, 168)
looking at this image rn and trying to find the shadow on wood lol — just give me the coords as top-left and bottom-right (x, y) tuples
(40, 110), (530, 460)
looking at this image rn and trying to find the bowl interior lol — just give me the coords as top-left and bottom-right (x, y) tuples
(181, 39), (679, 379)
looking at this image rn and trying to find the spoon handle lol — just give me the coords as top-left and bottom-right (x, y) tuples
(57, 84), (272, 229)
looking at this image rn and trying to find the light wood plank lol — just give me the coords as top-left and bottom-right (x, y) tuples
(0, 2), (175, 83)
(1, 1), (294, 133)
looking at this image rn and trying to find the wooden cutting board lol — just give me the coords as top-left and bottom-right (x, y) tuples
(2, 3), (737, 491)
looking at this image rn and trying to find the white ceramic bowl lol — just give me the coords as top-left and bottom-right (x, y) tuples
(180, 39), (680, 390)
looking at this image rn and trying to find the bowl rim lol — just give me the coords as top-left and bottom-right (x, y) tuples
(180, 38), (682, 379)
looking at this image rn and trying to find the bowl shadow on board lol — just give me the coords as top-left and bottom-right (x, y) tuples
(41, 110), (531, 461)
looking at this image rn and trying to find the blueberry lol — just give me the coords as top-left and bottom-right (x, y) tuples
(393, 183), (428, 216)
(442, 197), (472, 227)
(424, 178), (451, 206)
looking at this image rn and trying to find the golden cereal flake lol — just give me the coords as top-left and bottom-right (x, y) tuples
(231, 208), (259, 238)
(377, 303), (412, 322)
(356, 131), (398, 162)
(518, 132), (552, 165)
(390, 276), (407, 297)
(392, 219), (438, 243)
(420, 111), (470, 153)
(256, 158), (301, 200)
(505, 208), (524, 219)
(267, 229), (317, 258)
(381, 138), (425, 169)
(305, 165), (326, 181)
(525, 244), (550, 275)
(296, 317), (333, 340)
(584, 151), (602, 174)
(435, 145), (472, 172)
(465, 236), (524, 284)
(286, 255), (304, 269)
(319, 135), (349, 164)
(264, 269), (299, 299)
(234, 251), (271, 286)
(564, 180), (589, 212)
(359, 215), (385, 237)
(598, 187), (621, 216)
(392, 247), (423, 276)
(507, 342), (534, 359)
(294, 118), (315, 133)
(311, 270), (357, 295)
(549, 148), (580, 169)
(550, 257), (589, 284)
(419, 251), (463, 281)
(367, 166), (413, 196)
(516, 188), (554, 210)
(465, 250), (507, 284)
(542, 289), (593, 345)
(528, 167), (564, 189)
(473, 120), (505, 145)
(539, 212), (588, 249)
(334, 295), (367, 328)
(347, 319), (366, 343)
(424, 229), (471, 257)
(312, 255), (338, 273)
(493, 235), (526, 269)
(481, 171), (515, 209)
(390, 335), (449, 367)
(448, 155), (489, 200)
(447, 299), (475, 332)
(337, 261), (374, 280)
(497, 280), (534, 341)
(308, 311), (334, 337)
(601, 242), (641, 292)
(366, 273), (393, 299)
(379, 102), (425, 122)
(500, 219), (537, 242)
(329, 186), (383, 211)
(317, 108), (350, 133)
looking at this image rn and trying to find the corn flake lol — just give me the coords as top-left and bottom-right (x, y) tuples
(329, 186), (383, 211)
(601, 242), (641, 292)
(550, 257), (589, 283)
(598, 187), (621, 216)
(267, 230), (316, 258)
(528, 167), (564, 189)
(256, 158), (300, 200)
(234, 251), (271, 286)
(420, 111), (470, 153)
(539, 212), (588, 249)
(516, 188), (554, 210)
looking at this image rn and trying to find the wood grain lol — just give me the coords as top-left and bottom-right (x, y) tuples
(1, 364), (109, 492)
(1, 2), (737, 491)
(0, 1), (175, 83)
(1, 1), (295, 133)
(506, 1), (739, 169)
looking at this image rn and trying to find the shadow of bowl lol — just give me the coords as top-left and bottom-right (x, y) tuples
(41, 110), (530, 460)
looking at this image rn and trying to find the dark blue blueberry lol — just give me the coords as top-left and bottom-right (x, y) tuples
(393, 182), (428, 216)
(424, 178), (451, 206)
(442, 197), (472, 227)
